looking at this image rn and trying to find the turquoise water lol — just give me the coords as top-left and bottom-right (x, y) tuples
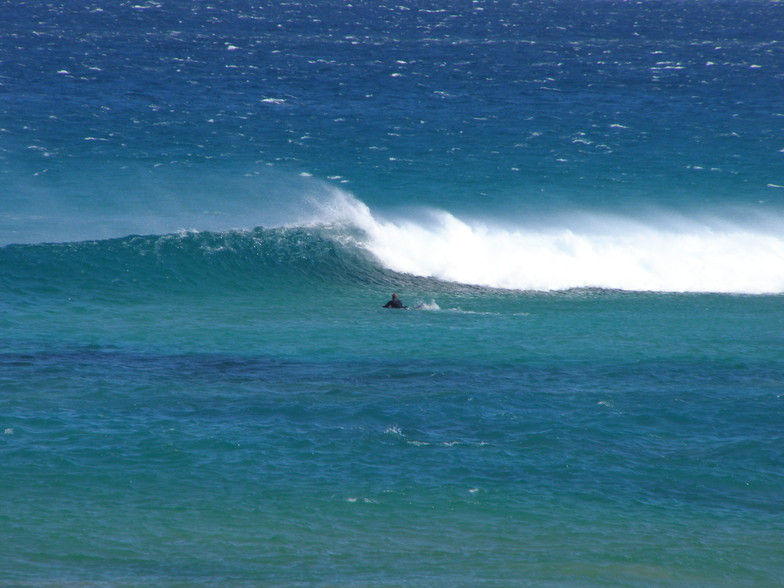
(2, 1), (784, 585)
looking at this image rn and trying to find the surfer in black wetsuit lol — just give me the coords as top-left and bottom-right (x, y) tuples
(382, 293), (407, 309)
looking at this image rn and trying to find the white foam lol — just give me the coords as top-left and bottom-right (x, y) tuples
(308, 187), (784, 295)
(415, 300), (441, 311)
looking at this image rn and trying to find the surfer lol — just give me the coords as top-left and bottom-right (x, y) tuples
(382, 293), (408, 309)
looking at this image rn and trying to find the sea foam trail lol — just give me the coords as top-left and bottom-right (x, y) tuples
(312, 188), (784, 295)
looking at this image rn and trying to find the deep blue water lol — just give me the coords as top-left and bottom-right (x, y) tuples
(2, 1), (783, 585)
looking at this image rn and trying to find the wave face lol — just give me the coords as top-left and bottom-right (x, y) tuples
(0, 225), (390, 302)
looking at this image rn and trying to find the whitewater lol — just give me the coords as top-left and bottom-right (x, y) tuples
(299, 186), (784, 294)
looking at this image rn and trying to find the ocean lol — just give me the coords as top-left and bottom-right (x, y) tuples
(1, 0), (783, 585)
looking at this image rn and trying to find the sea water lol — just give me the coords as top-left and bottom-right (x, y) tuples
(1, 1), (783, 585)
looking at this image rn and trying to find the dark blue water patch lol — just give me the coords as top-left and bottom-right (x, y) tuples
(2, 346), (781, 516)
(3, 343), (782, 584)
(3, 0), (782, 213)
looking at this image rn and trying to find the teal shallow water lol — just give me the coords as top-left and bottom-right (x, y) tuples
(3, 277), (783, 585)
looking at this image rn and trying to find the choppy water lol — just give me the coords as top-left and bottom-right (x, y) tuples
(2, 1), (783, 585)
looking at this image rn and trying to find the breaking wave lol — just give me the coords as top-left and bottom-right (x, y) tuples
(308, 187), (784, 295)
(4, 179), (783, 296)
